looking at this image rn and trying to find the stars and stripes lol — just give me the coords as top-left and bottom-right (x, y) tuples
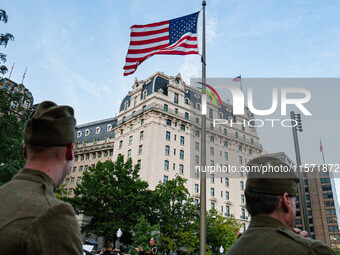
(123, 12), (200, 76)
(233, 75), (241, 82)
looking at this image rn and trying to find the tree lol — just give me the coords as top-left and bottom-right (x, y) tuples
(0, 10), (14, 75)
(68, 155), (154, 244)
(206, 209), (241, 254)
(154, 175), (199, 254)
(130, 215), (160, 254)
(0, 88), (30, 185)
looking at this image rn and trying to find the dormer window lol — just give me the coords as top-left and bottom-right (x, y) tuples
(77, 131), (82, 138)
(93, 138), (98, 145)
(185, 98), (189, 104)
(107, 124), (112, 132)
(105, 136), (110, 143)
(143, 90), (147, 99)
(85, 129), (90, 136)
(96, 127), (101, 134)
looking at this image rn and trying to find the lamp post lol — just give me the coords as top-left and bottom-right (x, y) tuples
(116, 228), (122, 249)
(290, 111), (310, 235)
(219, 245), (224, 255)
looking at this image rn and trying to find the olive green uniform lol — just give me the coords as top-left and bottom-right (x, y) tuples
(227, 215), (336, 255)
(0, 168), (83, 254)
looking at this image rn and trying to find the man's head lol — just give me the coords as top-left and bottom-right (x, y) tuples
(103, 238), (114, 249)
(150, 237), (157, 246)
(23, 101), (76, 185)
(245, 156), (299, 229)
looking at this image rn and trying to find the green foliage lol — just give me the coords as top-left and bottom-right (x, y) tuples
(334, 247), (340, 255)
(68, 154), (153, 244)
(206, 209), (240, 254)
(0, 9), (14, 75)
(0, 89), (30, 185)
(154, 175), (199, 254)
(130, 215), (160, 254)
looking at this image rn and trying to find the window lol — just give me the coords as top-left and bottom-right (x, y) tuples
(122, 116), (126, 123)
(85, 129), (90, 136)
(195, 131), (200, 137)
(141, 119), (145, 125)
(166, 119), (172, 126)
(250, 138), (254, 144)
(96, 127), (101, 134)
(195, 169), (199, 179)
(119, 140), (123, 149)
(77, 131), (82, 138)
(210, 136), (214, 142)
(325, 201), (335, 207)
(65, 178), (69, 184)
(196, 117), (199, 124)
(226, 191), (229, 200)
(241, 195), (245, 203)
(175, 108), (178, 114)
(164, 104), (168, 111)
(239, 156), (243, 164)
(137, 159), (141, 168)
(330, 234), (340, 241)
(164, 160), (169, 170)
(128, 149), (131, 158)
(166, 131), (170, 140)
(174, 149), (176, 155)
(328, 226), (339, 232)
(211, 202), (215, 209)
(195, 199), (199, 206)
(105, 136), (110, 143)
(180, 124), (185, 131)
(224, 152), (229, 160)
(185, 98), (189, 104)
(241, 208), (246, 219)
(224, 129), (227, 135)
(224, 141), (228, 147)
(130, 124), (134, 130)
(174, 93), (178, 104)
(107, 125), (112, 132)
(180, 150), (184, 159)
(134, 97), (137, 107)
(174, 135), (177, 140)
(235, 132), (239, 139)
(179, 164), (184, 175)
(72, 167), (76, 172)
(210, 160), (214, 166)
(210, 147), (214, 156)
(225, 178), (229, 187)
(211, 174), (214, 183)
(138, 145), (143, 154)
(195, 184), (199, 193)
(248, 149), (252, 155)
(324, 193), (333, 199)
(240, 181), (244, 190)
(226, 206), (230, 216)
(163, 175), (168, 183)
(77, 177), (82, 183)
(140, 131), (144, 140)
(209, 109), (213, 119)
(165, 145), (170, 155)
(195, 142), (199, 151)
(70, 177), (75, 184)
(321, 178), (330, 184)
(238, 146), (242, 151)
(195, 155), (199, 165)
(79, 166), (83, 172)
(210, 123), (214, 130)
(173, 163), (176, 170)
(84, 165), (88, 171)
(211, 188), (215, 197)
(180, 136), (185, 145)
(185, 112), (189, 120)
(322, 185), (332, 191)
(143, 105), (146, 112)
(327, 217), (337, 223)
(197, 103), (200, 110)
(129, 136), (133, 145)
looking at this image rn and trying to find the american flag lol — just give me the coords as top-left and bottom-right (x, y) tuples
(233, 75), (241, 82)
(123, 12), (200, 76)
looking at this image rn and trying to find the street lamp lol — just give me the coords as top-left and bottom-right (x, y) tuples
(116, 228), (122, 249)
(219, 245), (224, 254)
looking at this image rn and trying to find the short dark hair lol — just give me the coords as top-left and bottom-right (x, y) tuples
(245, 189), (280, 217)
(151, 237), (157, 243)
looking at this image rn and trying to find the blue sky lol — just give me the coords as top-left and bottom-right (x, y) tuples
(2, 0), (340, 197)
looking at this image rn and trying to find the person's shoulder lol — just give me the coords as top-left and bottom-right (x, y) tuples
(278, 228), (336, 254)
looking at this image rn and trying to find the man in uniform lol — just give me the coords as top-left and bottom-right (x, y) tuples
(227, 155), (336, 255)
(0, 101), (83, 254)
(135, 237), (158, 255)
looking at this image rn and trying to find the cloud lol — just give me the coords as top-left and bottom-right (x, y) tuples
(178, 55), (200, 84)
(206, 16), (218, 44)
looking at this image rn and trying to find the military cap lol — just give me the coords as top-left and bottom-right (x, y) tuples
(245, 155), (299, 196)
(24, 101), (76, 146)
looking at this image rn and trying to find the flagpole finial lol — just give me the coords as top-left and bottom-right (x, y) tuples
(202, 0), (206, 6)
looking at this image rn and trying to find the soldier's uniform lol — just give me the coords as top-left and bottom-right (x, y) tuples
(0, 101), (83, 254)
(139, 245), (158, 255)
(0, 168), (83, 254)
(226, 156), (336, 255)
(227, 215), (336, 255)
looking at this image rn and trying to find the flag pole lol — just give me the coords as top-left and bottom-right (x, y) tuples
(199, 1), (207, 255)
(21, 67), (27, 84)
(320, 138), (326, 165)
(239, 74), (242, 91)
(8, 63), (15, 80)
